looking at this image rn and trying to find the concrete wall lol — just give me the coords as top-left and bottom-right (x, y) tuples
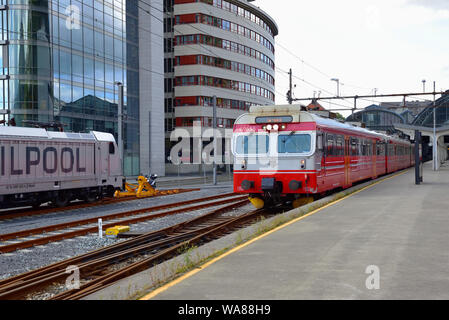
(139, 0), (165, 176)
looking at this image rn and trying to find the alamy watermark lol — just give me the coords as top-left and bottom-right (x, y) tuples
(365, 265), (380, 290)
(168, 121), (273, 167)
(65, 265), (80, 290)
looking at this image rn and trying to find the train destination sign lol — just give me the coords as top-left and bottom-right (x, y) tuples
(255, 116), (293, 124)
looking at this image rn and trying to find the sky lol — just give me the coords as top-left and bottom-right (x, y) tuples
(253, 0), (449, 116)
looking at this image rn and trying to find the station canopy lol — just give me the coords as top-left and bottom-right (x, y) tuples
(412, 91), (449, 128)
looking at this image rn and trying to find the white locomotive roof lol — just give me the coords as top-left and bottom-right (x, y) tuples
(0, 126), (48, 138)
(48, 131), (96, 140)
(92, 131), (116, 142)
(0, 126), (112, 142)
(237, 104), (409, 143)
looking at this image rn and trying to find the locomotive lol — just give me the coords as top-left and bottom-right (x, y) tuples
(0, 126), (123, 209)
(232, 105), (414, 209)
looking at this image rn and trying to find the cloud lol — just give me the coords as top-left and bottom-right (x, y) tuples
(408, 0), (449, 11)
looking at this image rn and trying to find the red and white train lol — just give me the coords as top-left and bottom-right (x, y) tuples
(232, 105), (414, 208)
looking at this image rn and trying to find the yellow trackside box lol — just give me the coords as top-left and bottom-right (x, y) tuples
(105, 226), (130, 236)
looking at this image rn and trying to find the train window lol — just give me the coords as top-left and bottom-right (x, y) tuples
(326, 134), (335, 156)
(316, 134), (323, 151)
(389, 144), (395, 156)
(109, 142), (115, 154)
(376, 142), (385, 156)
(361, 140), (366, 156)
(278, 134), (311, 154)
(361, 140), (371, 156)
(235, 134), (269, 155)
(336, 136), (344, 156)
(350, 138), (358, 156)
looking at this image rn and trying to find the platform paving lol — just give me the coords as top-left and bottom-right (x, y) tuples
(149, 162), (449, 300)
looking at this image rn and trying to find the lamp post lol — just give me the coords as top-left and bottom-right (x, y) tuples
(422, 80), (426, 93)
(331, 78), (340, 97)
(115, 82), (124, 175)
(213, 95), (217, 185)
(433, 81), (437, 171)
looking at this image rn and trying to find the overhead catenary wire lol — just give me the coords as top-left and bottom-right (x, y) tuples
(140, 0), (440, 118)
(276, 41), (375, 93)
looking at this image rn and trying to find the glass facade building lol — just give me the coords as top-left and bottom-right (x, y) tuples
(0, 0), (144, 176)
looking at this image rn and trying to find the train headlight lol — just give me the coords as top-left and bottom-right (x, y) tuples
(267, 124), (272, 131)
(300, 159), (306, 169)
(241, 159), (247, 169)
(273, 124), (279, 131)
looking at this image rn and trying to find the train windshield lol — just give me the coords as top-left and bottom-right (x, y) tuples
(278, 134), (311, 154)
(235, 134), (269, 155)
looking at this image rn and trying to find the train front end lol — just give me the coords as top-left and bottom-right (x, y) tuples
(232, 106), (319, 208)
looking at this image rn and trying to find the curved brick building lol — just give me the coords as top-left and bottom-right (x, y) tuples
(164, 0), (278, 172)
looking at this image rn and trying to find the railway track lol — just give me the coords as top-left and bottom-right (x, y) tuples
(0, 193), (246, 254)
(0, 188), (200, 221)
(0, 199), (280, 300)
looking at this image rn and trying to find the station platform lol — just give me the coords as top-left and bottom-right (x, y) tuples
(146, 162), (449, 300)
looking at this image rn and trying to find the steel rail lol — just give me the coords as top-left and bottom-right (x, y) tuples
(0, 188), (201, 220)
(0, 195), (247, 254)
(0, 200), (251, 300)
(0, 192), (239, 241)
(54, 207), (271, 300)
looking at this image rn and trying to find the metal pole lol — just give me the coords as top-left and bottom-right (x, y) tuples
(415, 130), (422, 185)
(353, 96), (357, 115)
(116, 82), (124, 175)
(178, 163), (180, 189)
(213, 95), (217, 185)
(291, 90), (447, 102)
(288, 69), (293, 104)
(98, 218), (103, 239)
(433, 81), (437, 171)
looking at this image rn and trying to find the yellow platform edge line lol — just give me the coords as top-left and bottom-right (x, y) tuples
(140, 170), (408, 300)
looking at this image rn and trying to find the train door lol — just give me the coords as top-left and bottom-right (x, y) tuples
(98, 141), (110, 179)
(385, 141), (389, 173)
(344, 136), (350, 187)
(373, 140), (377, 178)
(316, 132), (324, 178)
